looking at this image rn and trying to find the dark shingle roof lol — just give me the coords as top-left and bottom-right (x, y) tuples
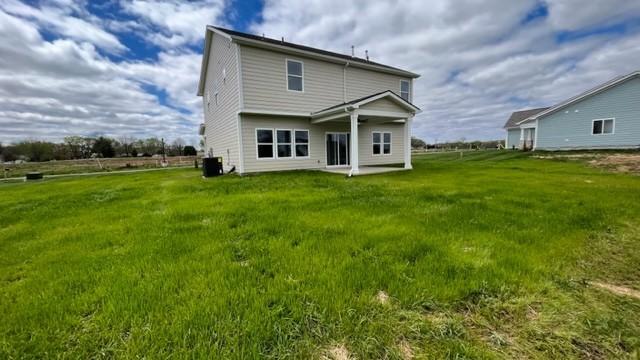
(503, 107), (549, 129)
(211, 26), (419, 77)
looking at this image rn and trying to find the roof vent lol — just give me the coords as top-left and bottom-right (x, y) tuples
(365, 50), (369, 61)
(281, 36), (284, 43)
(351, 45), (354, 57)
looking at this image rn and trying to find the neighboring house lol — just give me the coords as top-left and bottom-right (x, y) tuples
(197, 26), (420, 175)
(503, 70), (640, 150)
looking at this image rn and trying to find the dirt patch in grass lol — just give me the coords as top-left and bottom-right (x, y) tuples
(590, 281), (640, 300)
(375, 290), (390, 305)
(397, 339), (414, 359)
(535, 152), (640, 174)
(322, 344), (352, 360)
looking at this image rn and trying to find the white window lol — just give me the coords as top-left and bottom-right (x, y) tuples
(286, 59), (303, 92)
(276, 129), (292, 158)
(256, 129), (274, 159)
(372, 131), (391, 155)
(294, 130), (309, 157)
(400, 80), (410, 101)
(592, 118), (614, 135)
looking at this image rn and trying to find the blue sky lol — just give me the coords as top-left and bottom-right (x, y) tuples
(1, 0), (640, 146)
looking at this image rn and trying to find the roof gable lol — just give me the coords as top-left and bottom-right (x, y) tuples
(503, 107), (549, 129)
(312, 90), (420, 118)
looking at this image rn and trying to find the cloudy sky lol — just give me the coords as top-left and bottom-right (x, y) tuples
(1, 0), (640, 145)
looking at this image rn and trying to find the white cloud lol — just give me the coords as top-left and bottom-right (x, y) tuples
(120, 0), (226, 48)
(253, 0), (640, 142)
(0, 8), (201, 145)
(544, 0), (640, 31)
(0, 0), (126, 53)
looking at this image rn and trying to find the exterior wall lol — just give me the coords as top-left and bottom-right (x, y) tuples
(360, 98), (404, 112)
(346, 66), (411, 102)
(240, 44), (412, 114)
(203, 32), (241, 168)
(506, 128), (521, 149)
(536, 77), (640, 150)
(240, 115), (406, 173)
(358, 122), (406, 166)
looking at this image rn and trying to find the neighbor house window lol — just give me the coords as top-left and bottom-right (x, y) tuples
(295, 130), (309, 157)
(256, 129), (274, 158)
(276, 129), (292, 158)
(372, 131), (391, 155)
(400, 80), (410, 101)
(286, 59), (303, 91)
(592, 118), (614, 135)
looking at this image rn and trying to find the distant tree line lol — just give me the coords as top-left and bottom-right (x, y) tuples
(411, 136), (503, 151)
(1, 136), (197, 163)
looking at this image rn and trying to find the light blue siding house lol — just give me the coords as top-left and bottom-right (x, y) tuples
(504, 71), (640, 150)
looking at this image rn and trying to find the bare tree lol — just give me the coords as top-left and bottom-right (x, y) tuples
(172, 138), (185, 156)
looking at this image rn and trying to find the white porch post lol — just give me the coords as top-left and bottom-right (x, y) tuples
(350, 110), (359, 175)
(404, 116), (413, 169)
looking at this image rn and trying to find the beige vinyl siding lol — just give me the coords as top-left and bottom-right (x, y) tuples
(203, 32), (241, 168)
(240, 44), (413, 114)
(358, 123), (406, 165)
(241, 115), (345, 172)
(241, 46), (344, 113)
(359, 98), (404, 112)
(346, 66), (411, 102)
(241, 114), (406, 173)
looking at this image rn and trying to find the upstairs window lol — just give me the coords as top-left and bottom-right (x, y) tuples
(286, 59), (304, 92)
(256, 129), (274, 158)
(592, 118), (614, 135)
(400, 80), (410, 101)
(372, 131), (392, 155)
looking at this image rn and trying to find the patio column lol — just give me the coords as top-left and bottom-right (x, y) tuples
(350, 110), (359, 175)
(404, 115), (413, 169)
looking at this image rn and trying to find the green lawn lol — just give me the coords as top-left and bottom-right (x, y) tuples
(1, 151), (639, 359)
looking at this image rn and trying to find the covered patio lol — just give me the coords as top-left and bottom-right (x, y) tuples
(310, 90), (420, 176)
(321, 166), (409, 176)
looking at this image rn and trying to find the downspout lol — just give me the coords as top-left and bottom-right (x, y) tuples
(343, 62), (350, 103)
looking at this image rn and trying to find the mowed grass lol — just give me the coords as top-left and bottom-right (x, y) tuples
(1, 151), (639, 358)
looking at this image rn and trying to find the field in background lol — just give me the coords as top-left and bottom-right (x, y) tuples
(1, 151), (639, 358)
(2, 156), (197, 178)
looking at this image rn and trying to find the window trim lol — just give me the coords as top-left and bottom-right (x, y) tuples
(591, 118), (615, 135)
(256, 128), (275, 160)
(275, 129), (293, 159)
(256, 128), (310, 160)
(286, 59), (304, 92)
(399, 80), (410, 101)
(372, 131), (392, 156)
(294, 129), (310, 159)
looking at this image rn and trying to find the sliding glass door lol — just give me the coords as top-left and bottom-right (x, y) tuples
(326, 133), (350, 167)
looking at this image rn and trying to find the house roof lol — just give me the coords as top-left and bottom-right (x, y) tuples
(211, 26), (420, 78)
(503, 107), (549, 129)
(198, 26), (420, 96)
(516, 70), (640, 124)
(312, 90), (421, 118)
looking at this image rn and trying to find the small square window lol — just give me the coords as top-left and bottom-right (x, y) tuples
(592, 119), (614, 135)
(372, 131), (391, 155)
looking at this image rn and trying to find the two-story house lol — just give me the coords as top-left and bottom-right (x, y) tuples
(197, 26), (420, 175)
